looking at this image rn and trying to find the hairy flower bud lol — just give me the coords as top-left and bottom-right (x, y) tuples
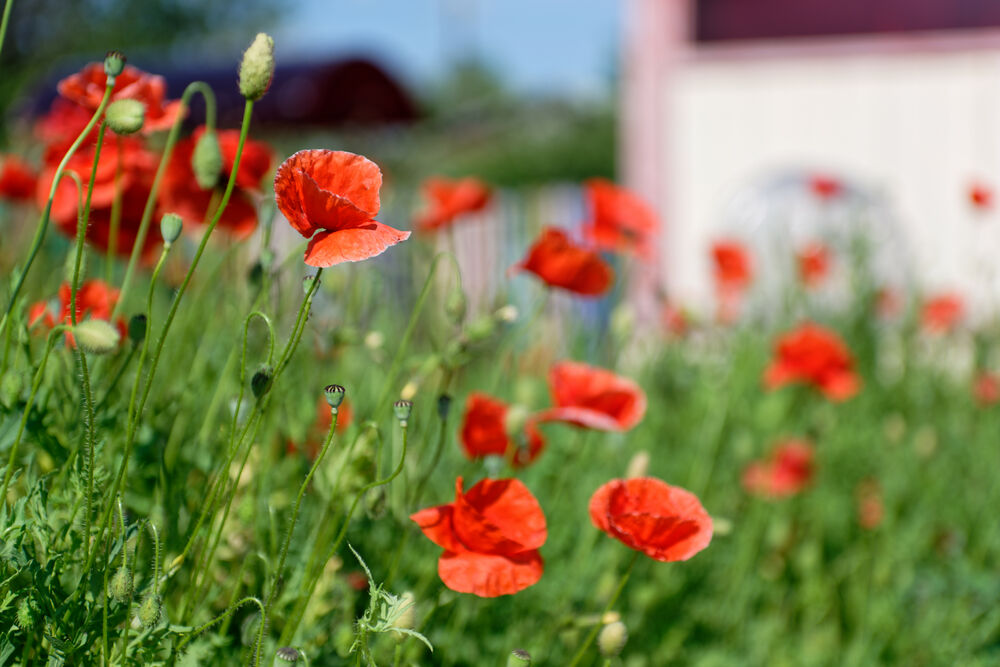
(74, 319), (120, 354)
(393, 399), (413, 424)
(109, 566), (133, 603)
(137, 593), (162, 628)
(192, 130), (223, 189)
(239, 33), (275, 101)
(507, 649), (531, 666)
(15, 599), (36, 631)
(324, 384), (346, 409)
(105, 99), (145, 135)
(251, 366), (273, 399)
(128, 313), (147, 345)
(160, 212), (183, 246)
(104, 50), (126, 78)
(274, 646), (302, 664)
(598, 620), (628, 658)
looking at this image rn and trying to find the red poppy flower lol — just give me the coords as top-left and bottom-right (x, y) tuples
(711, 240), (753, 293)
(921, 293), (964, 334)
(536, 361), (647, 432)
(797, 242), (831, 287)
(274, 150), (410, 267)
(589, 477), (712, 562)
(581, 178), (657, 258)
(160, 127), (273, 237)
(415, 176), (492, 231)
(57, 63), (183, 133)
(969, 182), (993, 210)
(742, 440), (814, 499)
(513, 227), (613, 297)
(459, 393), (545, 466)
(36, 98), (96, 155)
(0, 155), (37, 201)
(808, 174), (842, 200)
(764, 322), (860, 401)
(411, 477), (547, 597)
(974, 372), (1000, 406)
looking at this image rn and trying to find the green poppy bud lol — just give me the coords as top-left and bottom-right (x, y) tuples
(324, 384), (346, 409)
(136, 593), (162, 628)
(251, 366), (273, 399)
(104, 50), (126, 78)
(128, 313), (147, 345)
(393, 399), (413, 424)
(74, 319), (120, 355)
(445, 288), (467, 324)
(274, 647), (302, 664)
(192, 130), (223, 189)
(464, 314), (495, 343)
(160, 212), (183, 246)
(15, 598), (36, 631)
(109, 566), (133, 603)
(507, 649), (531, 666)
(598, 620), (628, 658)
(105, 99), (145, 135)
(239, 33), (275, 101)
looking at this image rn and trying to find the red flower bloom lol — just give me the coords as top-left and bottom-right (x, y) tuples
(711, 240), (753, 293)
(969, 182), (993, 210)
(581, 178), (657, 258)
(274, 150), (410, 266)
(57, 63), (183, 133)
(160, 127), (273, 237)
(0, 155), (37, 201)
(742, 440), (815, 499)
(797, 242), (831, 287)
(415, 176), (492, 231)
(921, 293), (964, 334)
(589, 477), (712, 562)
(411, 477), (547, 597)
(974, 372), (1000, 406)
(513, 227), (613, 297)
(808, 174), (842, 200)
(460, 393), (545, 466)
(764, 323), (860, 401)
(36, 98), (96, 155)
(536, 361), (647, 432)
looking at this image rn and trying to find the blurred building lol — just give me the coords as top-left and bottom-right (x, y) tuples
(624, 0), (1000, 310)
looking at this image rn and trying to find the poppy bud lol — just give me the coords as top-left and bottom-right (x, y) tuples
(105, 99), (145, 135)
(128, 313), (147, 344)
(324, 384), (346, 409)
(248, 261), (264, 286)
(391, 591), (416, 642)
(15, 599), (36, 631)
(274, 647), (302, 664)
(437, 393), (452, 421)
(109, 566), (133, 603)
(251, 366), (273, 399)
(507, 649), (531, 666)
(136, 593), (162, 628)
(160, 212), (183, 246)
(238, 33), (275, 101)
(192, 129), (223, 189)
(598, 620), (628, 658)
(465, 314), (495, 343)
(104, 50), (126, 78)
(393, 399), (412, 425)
(74, 319), (120, 354)
(445, 288), (467, 323)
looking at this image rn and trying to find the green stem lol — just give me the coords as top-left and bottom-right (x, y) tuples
(71, 121), (106, 325)
(115, 81), (217, 317)
(0, 0), (13, 62)
(104, 135), (125, 281)
(78, 347), (97, 562)
(94, 344), (136, 411)
(175, 596), (265, 654)
(566, 551), (639, 667)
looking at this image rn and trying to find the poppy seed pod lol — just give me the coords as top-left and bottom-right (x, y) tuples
(251, 366), (273, 399)
(104, 50), (126, 78)
(238, 33), (275, 101)
(137, 593), (162, 628)
(109, 566), (133, 603)
(507, 649), (532, 666)
(160, 212), (183, 246)
(324, 384), (346, 409)
(128, 313), (147, 345)
(105, 99), (146, 135)
(274, 646), (302, 664)
(393, 399), (413, 423)
(74, 319), (120, 355)
(598, 620), (628, 658)
(191, 130), (223, 189)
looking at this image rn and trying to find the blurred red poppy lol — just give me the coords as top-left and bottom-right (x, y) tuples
(411, 477), (546, 597)
(160, 127), (273, 237)
(809, 174), (842, 200)
(536, 361), (646, 432)
(459, 393), (545, 466)
(973, 372), (1000, 406)
(30, 280), (126, 346)
(921, 293), (964, 334)
(969, 182), (993, 210)
(57, 63), (183, 133)
(711, 240), (753, 292)
(742, 440), (814, 499)
(415, 176), (491, 231)
(764, 322), (860, 401)
(513, 227), (613, 297)
(589, 477), (712, 562)
(274, 150), (410, 266)
(0, 155), (37, 201)
(581, 178), (657, 258)
(797, 242), (831, 287)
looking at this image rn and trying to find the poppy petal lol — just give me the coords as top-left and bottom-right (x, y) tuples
(437, 549), (543, 597)
(460, 478), (547, 551)
(410, 505), (464, 553)
(303, 223), (411, 267)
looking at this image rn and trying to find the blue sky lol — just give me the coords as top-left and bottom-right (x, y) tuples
(276, 0), (622, 98)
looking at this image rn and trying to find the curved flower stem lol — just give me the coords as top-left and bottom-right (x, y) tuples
(566, 550), (640, 667)
(174, 596), (265, 655)
(0, 325), (67, 502)
(114, 81), (217, 317)
(280, 422), (410, 645)
(0, 79), (114, 340)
